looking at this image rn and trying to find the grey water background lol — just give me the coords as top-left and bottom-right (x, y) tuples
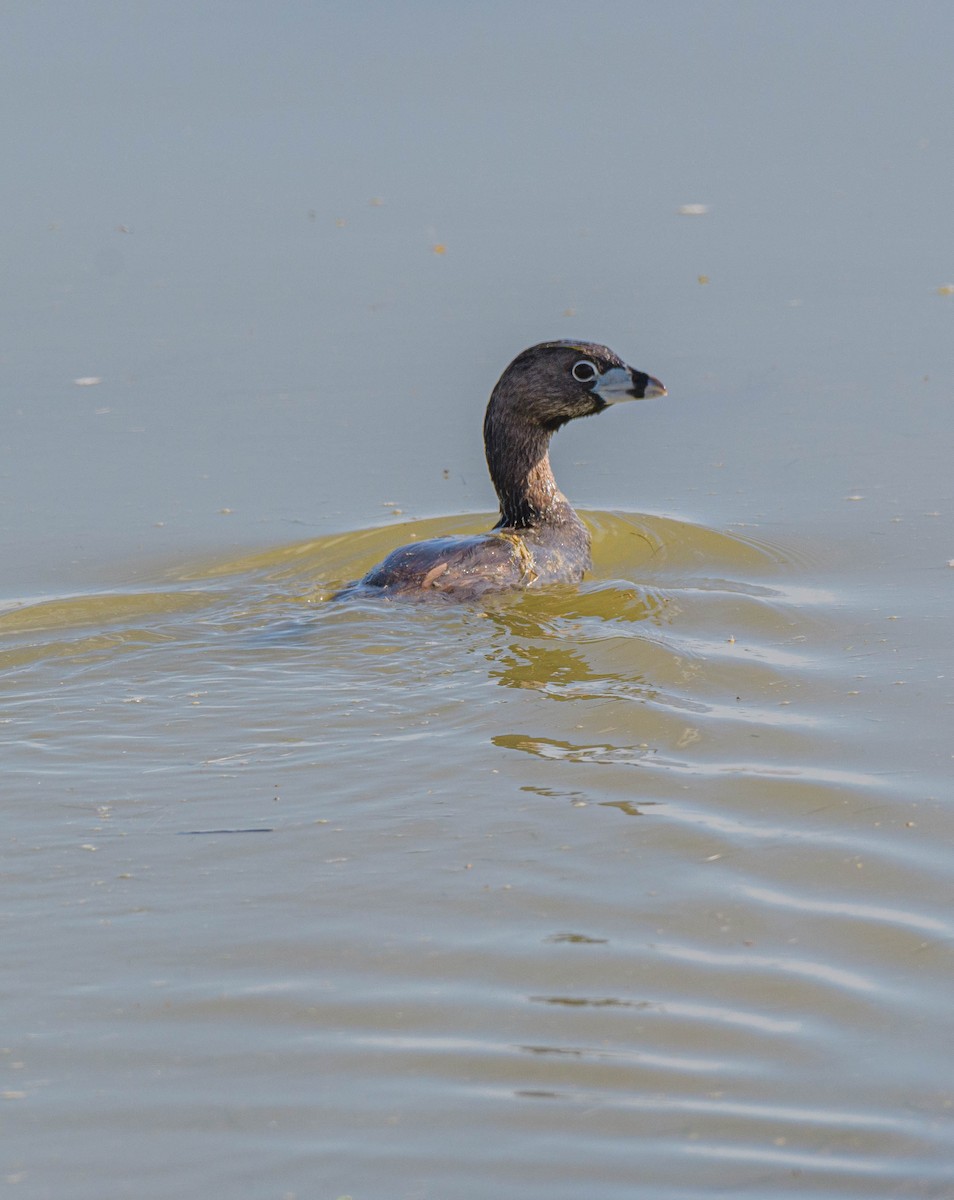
(3, 3), (954, 1198)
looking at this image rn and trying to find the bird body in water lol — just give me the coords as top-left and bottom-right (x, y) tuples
(336, 340), (665, 601)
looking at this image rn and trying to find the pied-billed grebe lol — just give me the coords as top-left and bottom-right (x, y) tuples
(336, 340), (665, 600)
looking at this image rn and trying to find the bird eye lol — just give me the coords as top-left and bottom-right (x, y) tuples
(571, 360), (598, 383)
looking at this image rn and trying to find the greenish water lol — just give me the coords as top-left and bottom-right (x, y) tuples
(5, 509), (952, 1198)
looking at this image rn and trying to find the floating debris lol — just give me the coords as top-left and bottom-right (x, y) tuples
(678, 203), (709, 216)
(432, 243), (447, 254)
(73, 376), (103, 387)
(937, 284), (954, 296)
(180, 828), (273, 835)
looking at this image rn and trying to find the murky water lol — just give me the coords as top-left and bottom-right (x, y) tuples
(4, 3), (954, 1197)
(5, 509), (953, 1198)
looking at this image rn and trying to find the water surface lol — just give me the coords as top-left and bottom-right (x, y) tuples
(5, 508), (953, 1198)
(2, 3), (953, 1198)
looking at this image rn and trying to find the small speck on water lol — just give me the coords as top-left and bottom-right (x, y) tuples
(74, 376), (103, 387)
(678, 203), (709, 216)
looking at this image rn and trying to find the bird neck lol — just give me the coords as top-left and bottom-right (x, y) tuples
(483, 401), (569, 530)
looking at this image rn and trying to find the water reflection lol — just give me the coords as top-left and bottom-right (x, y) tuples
(5, 507), (951, 1199)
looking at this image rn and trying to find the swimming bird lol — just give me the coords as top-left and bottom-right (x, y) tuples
(336, 340), (665, 600)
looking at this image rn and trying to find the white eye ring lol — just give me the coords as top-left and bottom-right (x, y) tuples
(572, 359), (598, 383)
